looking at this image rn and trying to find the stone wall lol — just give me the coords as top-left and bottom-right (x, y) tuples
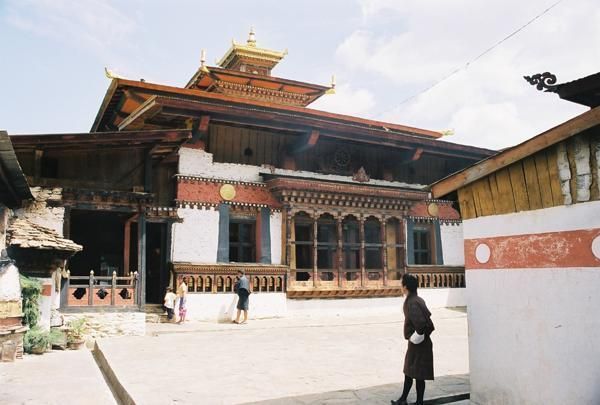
(14, 187), (64, 236)
(63, 311), (145, 339)
(440, 223), (464, 266)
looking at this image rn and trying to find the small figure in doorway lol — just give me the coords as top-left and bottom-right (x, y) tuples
(391, 274), (435, 405)
(177, 277), (188, 324)
(233, 270), (250, 324)
(163, 287), (177, 322)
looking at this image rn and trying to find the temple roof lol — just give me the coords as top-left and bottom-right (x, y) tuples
(185, 66), (330, 107)
(8, 218), (82, 252)
(184, 30), (330, 107)
(90, 78), (494, 160)
(217, 28), (287, 74)
(0, 131), (33, 208)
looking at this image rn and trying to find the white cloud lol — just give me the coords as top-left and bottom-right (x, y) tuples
(310, 82), (376, 117)
(3, 0), (138, 60)
(330, 0), (599, 149)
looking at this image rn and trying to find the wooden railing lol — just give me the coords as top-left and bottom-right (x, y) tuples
(172, 263), (288, 294)
(61, 270), (138, 308)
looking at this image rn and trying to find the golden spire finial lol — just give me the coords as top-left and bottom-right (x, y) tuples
(247, 26), (256, 47)
(325, 74), (336, 94)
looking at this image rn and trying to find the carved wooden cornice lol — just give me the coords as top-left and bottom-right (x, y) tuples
(268, 178), (425, 213)
(214, 80), (310, 107)
(286, 287), (404, 299)
(172, 262), (288, 275)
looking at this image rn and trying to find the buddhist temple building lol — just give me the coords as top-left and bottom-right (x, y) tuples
(7, 30), (495, 319)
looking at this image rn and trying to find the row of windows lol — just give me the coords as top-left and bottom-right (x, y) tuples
(226, 213), (436, 267)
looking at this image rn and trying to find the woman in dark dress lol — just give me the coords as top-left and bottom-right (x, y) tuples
(233, 270), (250, 324)
(392, 274), (435, 405)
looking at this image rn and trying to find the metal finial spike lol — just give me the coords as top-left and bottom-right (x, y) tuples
(200, 49), (206, 67)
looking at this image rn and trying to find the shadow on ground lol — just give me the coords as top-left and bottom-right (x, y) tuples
(242, 373), (469, 405)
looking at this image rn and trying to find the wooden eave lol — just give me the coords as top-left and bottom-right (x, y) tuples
(10, 129), (192, 158)
(186, 66), (330, 99)
(119, 95), (494, 160)
(556, 72), (600, 108)
(91, 78), (444, 139)
(430, 105), (600, 198)
(0, 131), (33, 207)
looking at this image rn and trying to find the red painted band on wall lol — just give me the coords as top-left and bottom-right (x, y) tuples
(465, 228), (600, 270)
(177, 180), (281, 208)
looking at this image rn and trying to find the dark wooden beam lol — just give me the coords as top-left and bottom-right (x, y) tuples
(288, 129), (320, 155)
(411, 148), (424, 161)
(118, 96), (163, 131)
(123, 89), (147, 104)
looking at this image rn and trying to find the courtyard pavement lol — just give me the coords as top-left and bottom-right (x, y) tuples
(96, 307), (469, 404)
(0, 349), (116, 405)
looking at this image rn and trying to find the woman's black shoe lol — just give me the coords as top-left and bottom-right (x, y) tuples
(390, 400), (408, 405)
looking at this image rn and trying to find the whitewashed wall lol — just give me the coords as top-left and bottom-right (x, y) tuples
(287, 289), (466, 318)
(0, 263), (20, 302)
(440, 223), (464, 266)
(171, 208), (220, 263)
(183, 293), (287, 322)
(270, 211), (282, 265)
(465, 202), (600, 405)
(178, 147), (262, 182)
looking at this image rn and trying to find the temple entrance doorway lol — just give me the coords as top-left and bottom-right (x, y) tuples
(145, 222), (168, 304)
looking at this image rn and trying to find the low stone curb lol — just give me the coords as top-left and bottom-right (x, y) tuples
(92, 341), (135, 405)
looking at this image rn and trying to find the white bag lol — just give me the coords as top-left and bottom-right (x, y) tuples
(409, 331), (424, 344)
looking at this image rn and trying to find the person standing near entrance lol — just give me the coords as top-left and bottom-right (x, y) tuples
(177, 277), (188, 324)
(163, 287), (177, 322)
(233, 270), (250, 324)
(392, 274), (435, 405)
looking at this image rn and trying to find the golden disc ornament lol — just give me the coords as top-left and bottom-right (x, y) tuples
(219, 184), (236, 201)
(427, 202), (439, 217)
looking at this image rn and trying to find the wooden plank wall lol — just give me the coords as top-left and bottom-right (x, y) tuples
(458, 129), (599, 219)
(17, 148), (146, 191)
(208, 124), (289, 167)
(208, 124), (477, 185)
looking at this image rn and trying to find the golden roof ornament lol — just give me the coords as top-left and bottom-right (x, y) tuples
(247, 27), (257, 47)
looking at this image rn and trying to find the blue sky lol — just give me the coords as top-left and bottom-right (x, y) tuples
(0, 0), (597, 149)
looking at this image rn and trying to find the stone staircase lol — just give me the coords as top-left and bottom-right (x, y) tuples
(144, 304), (169, 323)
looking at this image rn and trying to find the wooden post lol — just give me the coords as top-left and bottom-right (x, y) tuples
(137, 213), (147, 307)
(164, 221), (173, 290)
(88, 270), (94, 306)
(337, 214), (343, 288)
(132, 271), (138, 305)
(312, 212), (318, 287)
(285, 208), (292, 266)
(111, 271), (116, 306)
(144, 151), (153, 193)
(359, 215), (366, 287)
(381, 216), (388, 286)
